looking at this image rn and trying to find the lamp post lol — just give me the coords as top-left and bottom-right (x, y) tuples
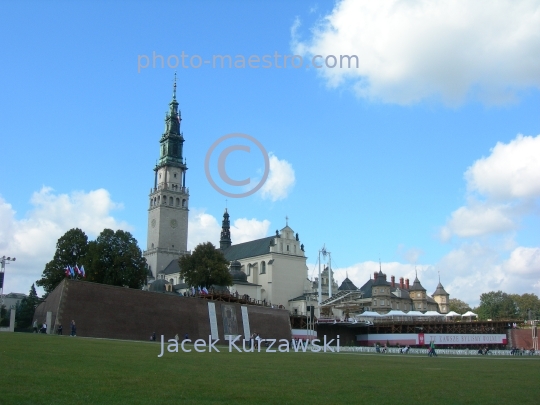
(0, 255), (16, 306)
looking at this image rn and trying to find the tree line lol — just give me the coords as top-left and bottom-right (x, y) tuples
(450, 291), (540, 321)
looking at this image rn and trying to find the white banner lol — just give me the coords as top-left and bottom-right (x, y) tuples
(420, 333), (507, 345)
(241, 306), (250, 339)
(208, 302), (219, 340)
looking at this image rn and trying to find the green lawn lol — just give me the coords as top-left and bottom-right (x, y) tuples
(0, 333), (538, 405)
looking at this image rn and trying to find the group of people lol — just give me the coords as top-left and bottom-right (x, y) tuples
(399, 345), (410, 354)
(510, 346), (535, 355)
(477, 346), (491, 355)
(151, 333), (189, 342)
(32, 319), (76, 336)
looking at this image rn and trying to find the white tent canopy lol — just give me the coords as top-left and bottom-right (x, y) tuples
(357, 311), (382, 317)
(406, 311), (426, 316)
(462, 311), (478, 317)
(445, 311), (461, 317)
(424, 311), (443, 316)
(382, 310), (407, 317)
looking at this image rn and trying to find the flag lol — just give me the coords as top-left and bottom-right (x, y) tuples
(80, 265), (86, 278)
(74, 265), (80, 275)
(64, 266), (70, 277)
(69, 266), (75, 277)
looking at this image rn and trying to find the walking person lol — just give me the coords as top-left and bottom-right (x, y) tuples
(32, 319), (38, 333)
(70, 320), (76, 337)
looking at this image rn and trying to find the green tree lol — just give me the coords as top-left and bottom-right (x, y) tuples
(85, 229), (147, 289)
(509, 293), (540, 320)
(476, 291), (518, 320)
(178, 242), (232, 288)
(15, 284), (41, 328)
(448, 298), (472, 314)
(36, 228), (89, 293)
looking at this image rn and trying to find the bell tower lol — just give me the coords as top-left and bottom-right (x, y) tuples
(144, 75), (189, 279)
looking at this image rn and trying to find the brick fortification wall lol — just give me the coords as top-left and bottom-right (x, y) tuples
(34, 280), (291, 342)
(510, 329), (534, 349)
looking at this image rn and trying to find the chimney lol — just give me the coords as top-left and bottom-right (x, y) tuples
(405, 278), (410, 289)
(399, 277), (404, 289)
(391, 276), (395, 288)
(374, 272), (378, 281)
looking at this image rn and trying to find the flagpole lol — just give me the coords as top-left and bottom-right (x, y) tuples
(328, 251), (332, 298)
(318, 249), (321, 305)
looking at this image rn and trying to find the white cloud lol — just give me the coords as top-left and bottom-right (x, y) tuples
(188, 209), (270, 249)
(440, 202), (517, 241)
(320, 247), (539, 307)
(0, 187), (130, 296)
(466, 134), (540, 200)
(292, 0), (540, 105)
(187, 208), (221, 250)
(231, 218), (271, 244)
(436, 244), (540, 306)
(260, 153), (295, 201)
(441, 134), (540, 240)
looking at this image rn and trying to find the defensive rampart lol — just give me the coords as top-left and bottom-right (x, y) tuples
(34, 280), (291, 342)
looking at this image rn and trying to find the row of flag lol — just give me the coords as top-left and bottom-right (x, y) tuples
(64, 265), (86, 278)
(190, 286), (209, 295)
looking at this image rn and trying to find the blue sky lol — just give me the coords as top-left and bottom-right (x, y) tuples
(1, 0), (539, 305)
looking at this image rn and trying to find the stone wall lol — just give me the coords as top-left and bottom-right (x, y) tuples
(34, 280), (291, 342)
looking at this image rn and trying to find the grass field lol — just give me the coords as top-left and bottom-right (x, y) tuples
(0, 333), (538, 405)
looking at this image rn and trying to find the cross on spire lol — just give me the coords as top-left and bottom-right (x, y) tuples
(173, 72), (177, 100)
(285, 215), (288, 226)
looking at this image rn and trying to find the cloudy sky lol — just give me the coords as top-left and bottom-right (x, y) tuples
(1, 0), (539, 306)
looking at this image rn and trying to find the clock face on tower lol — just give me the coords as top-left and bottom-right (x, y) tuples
(170, 219), (178, 228)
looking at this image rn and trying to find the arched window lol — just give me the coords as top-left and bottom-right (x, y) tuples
(169, 196), (173, 205)
(182, 199), (186, 207)
(246, 264), (251, 276)
(170, 278), (174, 284)
(260, 261), (266, 274)
(151, 243), (154, 248)
(287, 245), (289, 252)
(176, 198), (180, 207)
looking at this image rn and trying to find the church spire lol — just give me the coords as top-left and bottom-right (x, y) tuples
(220, 208), (232, 250)
(157, 75), (184, 168)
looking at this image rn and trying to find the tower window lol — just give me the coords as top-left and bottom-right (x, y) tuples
(246, 264), (251, 276)
(176, 198), (180, 207)
(260, 261), (266, 274)
(287, 245), (289, 252)
(182, 199), (186, 207)
(174, 173), (177, 178)
(169, 197), (173, 205)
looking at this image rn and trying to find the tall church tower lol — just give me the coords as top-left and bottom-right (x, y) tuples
(144, 77), (189, 279)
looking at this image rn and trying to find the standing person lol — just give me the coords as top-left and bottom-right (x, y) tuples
(32, 319), (38, 333)
(174, 333), (179, 342)
(57, 324), (63, 335)
(41, 322), (47, 334)
(70, 320), (76, 337)
(430, 341), (437, 357)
